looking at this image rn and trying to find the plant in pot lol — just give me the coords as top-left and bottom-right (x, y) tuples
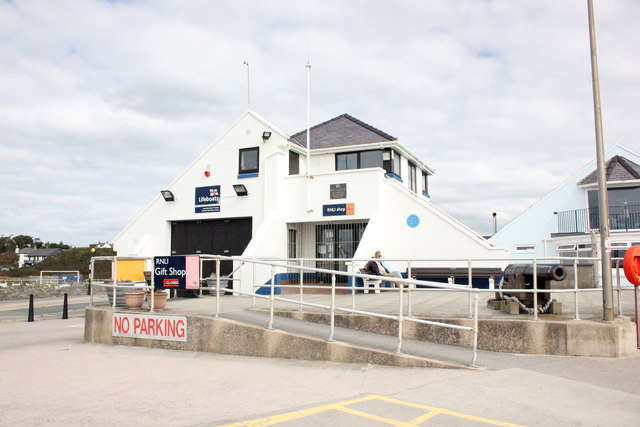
(123, 283), (146, 310)
(145, 288), (169, 311)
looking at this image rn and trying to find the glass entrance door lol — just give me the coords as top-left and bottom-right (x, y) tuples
(315, 222), (367, 283)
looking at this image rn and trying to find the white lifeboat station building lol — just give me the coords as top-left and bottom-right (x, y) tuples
(113, 111), (506, 293)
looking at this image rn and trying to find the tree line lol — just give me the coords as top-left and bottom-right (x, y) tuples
(0, 235), (70, 252)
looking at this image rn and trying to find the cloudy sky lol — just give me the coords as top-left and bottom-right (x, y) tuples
(1, 0), (639, 246)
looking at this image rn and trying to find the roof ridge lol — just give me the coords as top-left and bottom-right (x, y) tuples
(605, 156), (619, 180)
(290, 113), (397, 142)
(341, 114), (397, 141)
(616, 156), (640, 179)
(290, 114), (347, 139)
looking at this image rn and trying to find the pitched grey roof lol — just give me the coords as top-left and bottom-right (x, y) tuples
(578, 155), (640, 185)
(21, 248), (63, 257)
(290, 114), (397, 149)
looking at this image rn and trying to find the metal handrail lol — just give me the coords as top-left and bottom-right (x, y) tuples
(88, 253), (637, 368)
(205, 255), (480, 366)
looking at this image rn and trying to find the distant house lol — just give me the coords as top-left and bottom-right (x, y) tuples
(18, 248), (63, 268)
(91, 242), (112, 249)
(490, 144), (640, 284)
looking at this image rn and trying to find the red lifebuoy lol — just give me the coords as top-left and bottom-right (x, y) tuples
(623, 245), (640, 286)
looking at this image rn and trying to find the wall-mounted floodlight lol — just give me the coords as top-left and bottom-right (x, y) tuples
(161, 190), (175, 202)
(262, 131), (272, 141)
(233, 184), (248, 196)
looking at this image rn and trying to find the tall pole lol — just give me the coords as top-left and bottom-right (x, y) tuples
(305, 62), (312, 213)
(587, 0), (613, 321)
(243, 61), (250, 110)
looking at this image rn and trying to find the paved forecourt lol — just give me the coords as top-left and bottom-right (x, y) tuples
(2, 304), (640, 426)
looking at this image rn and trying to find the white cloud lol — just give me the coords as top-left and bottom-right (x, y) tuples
(0, 0), (639, 245)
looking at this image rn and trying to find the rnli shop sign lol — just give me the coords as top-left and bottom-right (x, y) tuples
(154, 256), (200, 290)
(113, 313), (187, 342)
(323, 203), (355, 216)
(195, 185), (221, 213)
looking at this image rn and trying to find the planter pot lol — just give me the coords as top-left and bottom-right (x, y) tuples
(146, 291), (168, 310)
(123, 290), (145, 309)
(106, 282), (134, 307)
(206, 277), (229, 295)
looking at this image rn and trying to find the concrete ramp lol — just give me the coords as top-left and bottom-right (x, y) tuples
(84, 307), (468, 369)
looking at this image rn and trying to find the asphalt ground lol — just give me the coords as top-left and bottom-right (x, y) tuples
(1, 290), (640, 426)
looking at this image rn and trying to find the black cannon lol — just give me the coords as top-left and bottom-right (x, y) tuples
(498, 264), (566, 313)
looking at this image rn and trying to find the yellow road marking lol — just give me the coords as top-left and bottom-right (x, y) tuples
(335, 405), (402, 424)
(217, 394), (524, 427)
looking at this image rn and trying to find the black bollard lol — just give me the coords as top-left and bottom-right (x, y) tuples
(28, 294), (34, 322)
(62, 293), (68, 320)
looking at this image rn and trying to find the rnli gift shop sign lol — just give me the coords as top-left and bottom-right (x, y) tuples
(113, 313), (187, 342)
(154, 256), (200, 290)
(195, 185), (220, 213)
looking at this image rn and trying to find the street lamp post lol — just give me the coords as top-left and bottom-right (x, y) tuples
(587, 0), (614, 321)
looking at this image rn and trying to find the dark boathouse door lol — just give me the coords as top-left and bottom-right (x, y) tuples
(170, 217), (252, 288)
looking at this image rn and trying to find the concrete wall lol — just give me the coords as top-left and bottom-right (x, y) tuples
(84, 307), (463, 368)
(277, 311), (638, 358)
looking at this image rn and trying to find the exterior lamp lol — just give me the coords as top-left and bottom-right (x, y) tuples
(262, 131), (272, 141)
(161, 190), (175, 202)
(233, 184), (248, 196)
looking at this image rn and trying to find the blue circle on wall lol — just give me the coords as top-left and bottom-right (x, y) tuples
(406, 214), (420, 228)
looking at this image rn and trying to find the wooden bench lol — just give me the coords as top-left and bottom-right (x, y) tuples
(359, 268), (382, 293)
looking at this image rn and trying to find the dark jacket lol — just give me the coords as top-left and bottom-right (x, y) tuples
(364, 259), (389, 276)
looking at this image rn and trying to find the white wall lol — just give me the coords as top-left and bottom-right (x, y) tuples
(492, 144), (640, 259)
(113, 112), (290, 257)
(355, 174), (507, 271)
(113, 111), (507, 295)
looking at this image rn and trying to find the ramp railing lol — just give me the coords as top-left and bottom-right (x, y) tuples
(199, 255), (481, 367)
(88, 254), (638, 367)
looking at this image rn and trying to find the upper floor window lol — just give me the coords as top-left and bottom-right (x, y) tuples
(239, 147), (259, 174)
(588, 187), (640, 230)
(383, 148), (401, 177)
(408, 162), (417, 193)
(335, 150), (383, 171)
(289, 150), (300, 175)
(422, 171), (429, 195)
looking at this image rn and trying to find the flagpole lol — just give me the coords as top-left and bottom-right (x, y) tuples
(243, 61), (250, 110)
(306, 62), (312, 213)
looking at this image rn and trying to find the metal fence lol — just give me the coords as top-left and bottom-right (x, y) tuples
(88, 254), (639, 368)
(557, 205), (640, 233)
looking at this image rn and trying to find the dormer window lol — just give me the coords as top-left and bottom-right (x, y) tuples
(383, 148), (401, 178)
(422, 171), (429, 196)
(408, 162), (417, 193)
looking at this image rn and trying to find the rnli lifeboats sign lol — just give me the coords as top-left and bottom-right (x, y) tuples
(113, 313), (187, 342)
(153, 256), (200, 289)
(195, 185), (221, 213)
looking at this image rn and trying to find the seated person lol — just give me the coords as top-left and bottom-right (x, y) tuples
(364, 251), (403, 288)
